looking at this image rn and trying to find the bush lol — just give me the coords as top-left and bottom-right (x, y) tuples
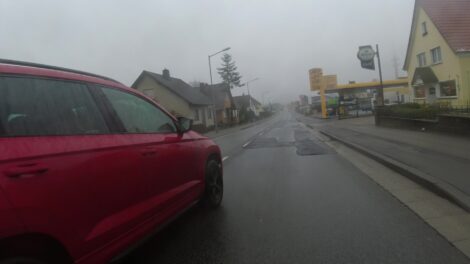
(389, 103), (422, 109)
(378, 104), (439, 120)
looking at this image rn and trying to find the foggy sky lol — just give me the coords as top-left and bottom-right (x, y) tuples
(0, 0), (414, 103)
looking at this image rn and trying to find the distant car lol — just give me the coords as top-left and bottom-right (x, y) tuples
(0, 59), (223, 264)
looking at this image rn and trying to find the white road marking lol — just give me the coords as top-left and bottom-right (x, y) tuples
(222, 156), (229, 162)
(242, 141), (251, 148)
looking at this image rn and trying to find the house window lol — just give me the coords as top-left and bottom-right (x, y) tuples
(207, 108), (212, 119)
(414, 86), (426, 98)
(429, 87), (436, 96)
(431, 47), (442, 64)
(143, 89), (156, 99)
(421, 22), (428, 36)
(439, 80), (457, 97)
(194, 109), (200, 121)
(417, 53), (427, 67)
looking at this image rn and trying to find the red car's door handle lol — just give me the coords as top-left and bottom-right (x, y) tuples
(4, 164), (49, 179)
(141, 147), (157, 157)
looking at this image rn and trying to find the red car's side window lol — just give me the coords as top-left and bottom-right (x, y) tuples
(0, 76), (109, 137)
(99, 87), (177, 134)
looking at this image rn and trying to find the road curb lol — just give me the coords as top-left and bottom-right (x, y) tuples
(320, 129), (470, 213)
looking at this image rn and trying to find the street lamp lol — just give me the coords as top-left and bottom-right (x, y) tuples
(261, 90), (272, 105)
(208, 47), (231, 133)
(242, 78), (260, 115)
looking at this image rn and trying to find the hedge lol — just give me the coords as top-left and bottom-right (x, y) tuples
(377, 103), (439, 120)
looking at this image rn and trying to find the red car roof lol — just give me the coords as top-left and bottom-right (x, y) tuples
(0, 63), (128, 90)
(0, 61), (180, 120)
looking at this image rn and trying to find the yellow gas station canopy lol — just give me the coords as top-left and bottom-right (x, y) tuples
(333, 79), (409, 92)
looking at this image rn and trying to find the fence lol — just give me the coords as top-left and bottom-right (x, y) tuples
(376, 104), (470, 120)
(375, 104), (470, 135)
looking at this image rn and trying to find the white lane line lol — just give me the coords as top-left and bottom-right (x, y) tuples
(242, 141), (251, 148)
(222, 156), (229, 162)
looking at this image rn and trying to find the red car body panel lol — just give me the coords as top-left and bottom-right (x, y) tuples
(0, 187), (25, 237)
(0, 62), (222, 263)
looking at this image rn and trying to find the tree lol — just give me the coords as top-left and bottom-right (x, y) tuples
(217, 53), (242, 89)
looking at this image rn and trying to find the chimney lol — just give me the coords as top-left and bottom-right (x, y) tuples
(162, 69), (170, 80)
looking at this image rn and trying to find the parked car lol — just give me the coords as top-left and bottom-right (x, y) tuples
(0, 59), (224, 264)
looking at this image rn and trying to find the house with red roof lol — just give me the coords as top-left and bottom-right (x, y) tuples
(404, 0), (470, 106)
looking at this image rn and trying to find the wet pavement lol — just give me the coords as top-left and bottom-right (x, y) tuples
(122, 111), (469, 264)
(299, 114), (470, 212)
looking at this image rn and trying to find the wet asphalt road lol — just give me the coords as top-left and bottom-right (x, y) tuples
(123, 111), (469, 264)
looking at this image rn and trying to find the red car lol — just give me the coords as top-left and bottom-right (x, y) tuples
(0, 59), (224, 264)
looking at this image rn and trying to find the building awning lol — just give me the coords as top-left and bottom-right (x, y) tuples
(412, 67), (439, 86)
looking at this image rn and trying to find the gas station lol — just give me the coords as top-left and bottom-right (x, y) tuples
(308, 45), (410, 119)
(309, 68), (409, 119)
(327, 79), (410, 119)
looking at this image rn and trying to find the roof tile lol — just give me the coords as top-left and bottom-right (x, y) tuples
(419, 0), (470, 53)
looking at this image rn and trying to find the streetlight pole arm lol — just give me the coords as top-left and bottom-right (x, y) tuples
(209, 47), (231, 58)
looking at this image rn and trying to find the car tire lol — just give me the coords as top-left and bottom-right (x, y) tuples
(0, 257), (46, 264)
(202, 159), (223, 208)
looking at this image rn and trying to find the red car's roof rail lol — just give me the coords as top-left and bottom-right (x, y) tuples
(0, 58), (122, 84)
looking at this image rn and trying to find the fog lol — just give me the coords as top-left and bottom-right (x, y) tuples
(0, 0), (414, 103)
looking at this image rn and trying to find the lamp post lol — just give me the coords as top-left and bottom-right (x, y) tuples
(208, 47), (231, 133)
(242, 78), (260, 116)
(262, 91), (272, 105)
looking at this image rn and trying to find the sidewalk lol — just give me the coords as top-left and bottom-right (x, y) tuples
(328, 116), (470, 159)
(302, 115), (470, 211)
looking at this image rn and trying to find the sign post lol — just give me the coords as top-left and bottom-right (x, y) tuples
(309, 68), (327, 118)
(309, 69), (337, 119)
(357, 45), (384, 106)
(320, 83), (327, 119)
(376, 44), (384, 107)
